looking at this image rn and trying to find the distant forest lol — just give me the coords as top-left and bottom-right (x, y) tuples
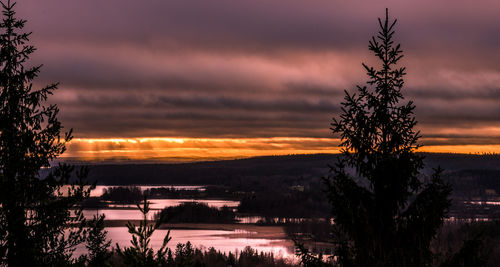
(64, 153), (500, 189)
(66, 153), (500, 220)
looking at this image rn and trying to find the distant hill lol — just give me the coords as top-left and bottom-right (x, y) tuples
(55, 153), (500, 186)
(70, 154), (335, 185)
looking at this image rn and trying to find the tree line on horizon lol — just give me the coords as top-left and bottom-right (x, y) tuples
(0, 1), (494, 266)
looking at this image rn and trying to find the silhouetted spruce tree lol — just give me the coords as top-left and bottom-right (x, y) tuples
(298, 9), (451, 267)
(117, 196), (172, 266)
(0, 1), (91, 266)
(86, 214), (112, 267)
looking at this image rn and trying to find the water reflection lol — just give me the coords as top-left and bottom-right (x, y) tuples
(83, 199), (240, 220)
(108, 199), (240, 210)
(72, 185), (296, 261)
(74, 227), (296, 261)
(464, 201), (500, 206)
(83, 209), (152, 220)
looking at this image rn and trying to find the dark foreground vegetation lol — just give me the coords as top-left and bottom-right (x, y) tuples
(294, 9), (489, 266)
(432, 221), (500, 266)
(1, 1), (499, 266)
(108, 244), (295, 267)
(79, 198), (298, 267)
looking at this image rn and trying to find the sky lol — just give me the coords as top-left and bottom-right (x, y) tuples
(14, 0), (500, 160)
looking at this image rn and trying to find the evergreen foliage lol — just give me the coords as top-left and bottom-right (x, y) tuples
(163, 243), (293, 267)
(298, 9), (451, 266)
(0, 1), (91, 265)
(173, 241), (195, 266)
(117, 196), (172, 266)
(86, 214), (112, 267)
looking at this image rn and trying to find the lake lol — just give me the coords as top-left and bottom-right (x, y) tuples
(73, 226), (296, 261)
(83, 199), (240, 220)
(77, 185), (298, 261)
(112, 227), (292, 258)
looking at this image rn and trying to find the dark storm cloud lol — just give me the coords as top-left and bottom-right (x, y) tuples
(408, 87), (500, 101)
(20, 0), (500, 51)
(13, 0), (500, 143)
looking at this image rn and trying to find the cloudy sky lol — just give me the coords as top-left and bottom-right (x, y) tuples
(14, 0), (500, 159)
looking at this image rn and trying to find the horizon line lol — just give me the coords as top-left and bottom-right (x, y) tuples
(61, 137), (500, 162)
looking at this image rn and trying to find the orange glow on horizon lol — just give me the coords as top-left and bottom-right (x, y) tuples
(64, 137), (341, 161)
(61, 137), (500, 162)
(419, 145), (500, 154)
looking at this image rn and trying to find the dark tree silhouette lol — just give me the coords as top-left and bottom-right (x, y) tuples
(117, 196), (172, 266)
(298, 9), (451, 266)
(86, 214), (112, 267)
(0, 1), (91, 265)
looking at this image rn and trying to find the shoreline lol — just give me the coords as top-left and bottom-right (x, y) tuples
(103, 221), (289, 240)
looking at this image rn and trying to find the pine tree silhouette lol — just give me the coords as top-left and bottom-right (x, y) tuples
(86, 214), (112, 267)
(0, 1), (92, 265)
(298, 9), (451, 267)
(117, 196), (172, 266)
